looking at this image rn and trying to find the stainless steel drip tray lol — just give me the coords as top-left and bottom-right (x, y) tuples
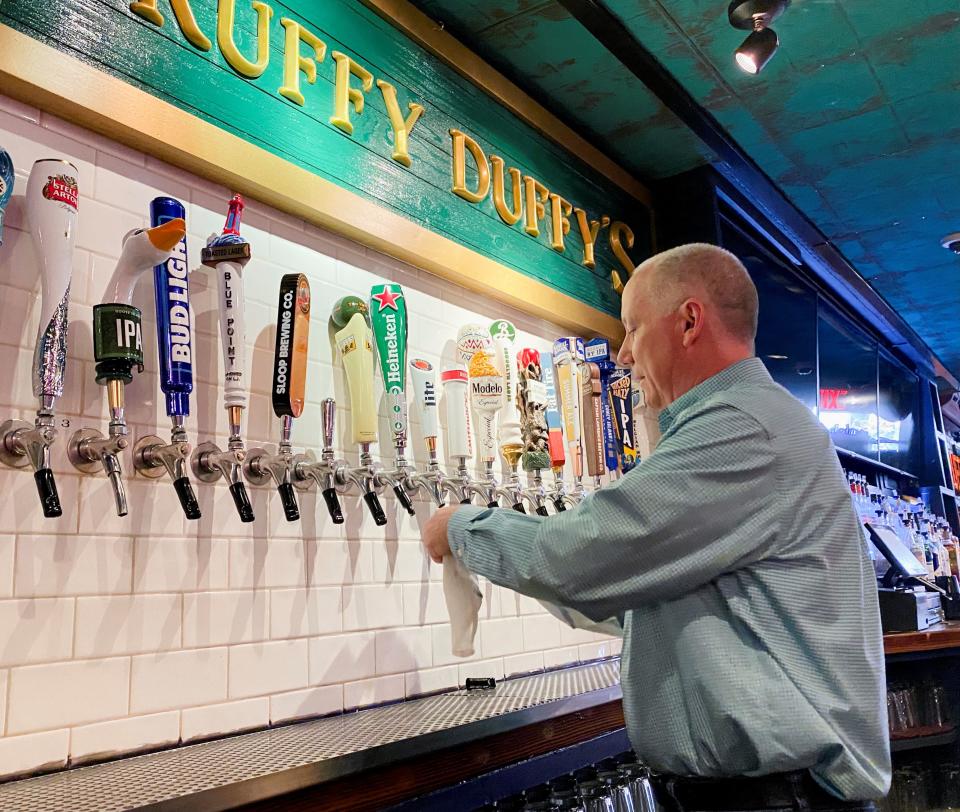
(0, 659), (622, 812)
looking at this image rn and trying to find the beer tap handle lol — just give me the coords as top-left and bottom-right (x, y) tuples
(277, 481), (299, 522)
(363, 491), (387, 526)
(392, 481), (416, 515)
(230, 479), (255, 522)
(320, 398), (344, 524)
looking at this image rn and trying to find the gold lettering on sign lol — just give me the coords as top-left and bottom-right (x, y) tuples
(522, 176), (549, 238)
(129, 0), (212, 51)
(609, 221), (636, 293)
(449, 130), (490, 204)
(218, 0), (273, 78)
(490, 155), (522, 226)
(278, 18), (326, 106)
(330, 52), (374, 135)
(574, 209), (609, 269)
(377, 81), (424, 167)
(548, 193), (572, 253)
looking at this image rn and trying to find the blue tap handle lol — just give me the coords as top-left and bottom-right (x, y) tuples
(150, 197), (193, 418)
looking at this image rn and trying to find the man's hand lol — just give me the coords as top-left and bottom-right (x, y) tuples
(422, 505), (461, 564)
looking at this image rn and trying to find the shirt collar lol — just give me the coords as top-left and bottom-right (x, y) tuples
(658, 357), (771, 434)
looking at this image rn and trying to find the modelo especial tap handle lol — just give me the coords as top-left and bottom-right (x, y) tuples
(134, 196), (200, 519)
(332, 296), (387, 526)
(0, 159), (78, 517)
(370, 283), (415, 516)
(458, 324), (502, 508)
(608, 368), (637, 473)
(191, 194), (255, 522)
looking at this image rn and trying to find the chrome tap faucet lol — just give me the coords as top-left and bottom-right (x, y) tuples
(244, 415), (300, 522)
(68, 417), (129, 517)
(0, 409), (61, 518)
(291, 398), (345, 524)
(133, 416), (200, 520)
(190, 415), (254, 523)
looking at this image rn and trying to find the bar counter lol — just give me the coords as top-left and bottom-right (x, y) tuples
(0, 661), (625, 812)
(884, 620), (960, 657)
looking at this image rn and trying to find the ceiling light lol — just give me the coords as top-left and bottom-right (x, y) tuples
(728, 0), (789, 74)
(941, 232), (960, 255)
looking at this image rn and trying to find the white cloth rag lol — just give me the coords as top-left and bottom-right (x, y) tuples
(442, 554), (483, 657)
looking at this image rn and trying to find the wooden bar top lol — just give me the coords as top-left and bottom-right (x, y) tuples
(884, 620), (960, 656)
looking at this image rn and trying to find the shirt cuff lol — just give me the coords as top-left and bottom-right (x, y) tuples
(447, 504), (488, 562)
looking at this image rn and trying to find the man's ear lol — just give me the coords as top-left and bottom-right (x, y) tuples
(679, 299), (705, 347)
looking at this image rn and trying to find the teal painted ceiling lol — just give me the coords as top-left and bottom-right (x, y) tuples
(412, 0), (960, 374)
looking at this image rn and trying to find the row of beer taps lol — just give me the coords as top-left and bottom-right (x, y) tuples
(0, 155), (639, 524)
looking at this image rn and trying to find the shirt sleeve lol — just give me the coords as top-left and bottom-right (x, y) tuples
(447, 403), (779, 622)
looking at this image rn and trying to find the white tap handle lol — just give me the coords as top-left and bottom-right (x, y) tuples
(410, 358), (439, 442)
(491, 331), (523, 450)
(335, 311), (378, 445)
(441, 367), (472, 460)
(553, 337), (584, 478)
(217, 259), (247, 409)
(27, 159), (78, 402)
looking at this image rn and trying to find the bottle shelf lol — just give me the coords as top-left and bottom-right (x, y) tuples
(890, 724), (957, 752)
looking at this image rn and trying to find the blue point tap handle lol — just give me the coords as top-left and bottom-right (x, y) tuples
(150, 197), (193, 418)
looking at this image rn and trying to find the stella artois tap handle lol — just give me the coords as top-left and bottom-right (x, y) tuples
(0, 159), (78, 518)
(539, 352), (568, 512)
(580, 361), (605, 488)
(409, 358), (446, 507)
(609, 368), (637, 473)
(243, 274), (310, 522)
(370, 284), (415, 516)
(331, 296), (387, 527)
(517, 348), (551, 516)
(585, 338), (621, 480)
(490, 320), (526, 513)
(440, 367), (473, 504)
(68, 217), (186, 517)
(458, 324), (502, 508)
(132, 197), (200, 520)
(191, 194), (254, 522)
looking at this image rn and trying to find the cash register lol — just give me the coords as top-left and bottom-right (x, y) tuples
(866, 523), (948, 633)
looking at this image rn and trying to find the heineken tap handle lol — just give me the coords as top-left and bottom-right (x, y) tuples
(370, 284), (415, 516)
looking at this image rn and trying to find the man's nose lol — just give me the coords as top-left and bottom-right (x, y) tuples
(617, 342), (630, 366)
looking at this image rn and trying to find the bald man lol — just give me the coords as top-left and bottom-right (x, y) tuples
(422, 244), (889, 811)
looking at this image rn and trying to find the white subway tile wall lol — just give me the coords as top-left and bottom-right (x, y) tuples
(0, 97), (621, 779)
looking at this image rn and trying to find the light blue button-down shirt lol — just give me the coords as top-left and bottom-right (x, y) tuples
(449, 358), (890, 800)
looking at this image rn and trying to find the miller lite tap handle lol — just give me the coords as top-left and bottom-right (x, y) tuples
(580, 362), (605, 479)
(272, 274), (310, 419)
(0, 148), (13, 246)
(609, 368), (637, 472)
(332, 297), (378, 444)
(552, 337), (584, 478)
(518, 348), (550, 473)
(410, 359), (439, 447)
(320, 398), (344, 524)
(27, 159), (79, 403)
(201, 194), (252, 411)
(151, 197), (193, 418)
(370, 284), (408, 452)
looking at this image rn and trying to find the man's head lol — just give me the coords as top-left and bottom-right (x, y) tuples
(616, 243), (759, 410)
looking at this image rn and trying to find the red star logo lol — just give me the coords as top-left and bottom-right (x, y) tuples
(371, 287), (402, 311)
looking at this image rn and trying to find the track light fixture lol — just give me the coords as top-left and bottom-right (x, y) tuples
(728, 0), (789, 74)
